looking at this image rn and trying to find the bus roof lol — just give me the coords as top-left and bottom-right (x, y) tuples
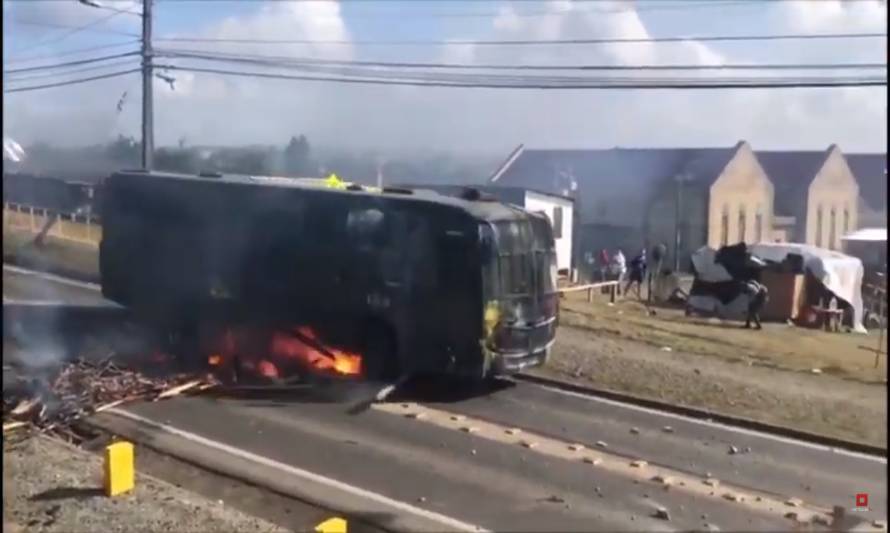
(109, 170), (533, 223)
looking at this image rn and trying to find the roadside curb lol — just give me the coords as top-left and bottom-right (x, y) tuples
(515, 372), (888, 458)
(2, 254), (100, 285)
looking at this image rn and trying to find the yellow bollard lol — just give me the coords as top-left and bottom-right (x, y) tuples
(104, 441), (135, 497)
(315, 517), (347, 533)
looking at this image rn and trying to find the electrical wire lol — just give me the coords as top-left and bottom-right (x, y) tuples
(5, 59), (141, 82)
(3, 39), (141, 65)
(157, 64), (887, 90)
(3, 68), (140, 93)
(3, 51), (141, 74)
(7, 18), (139, 38)
(157, 48), (887, 72)
(153, 31), (887, 47)
(9, 10), (135, 54)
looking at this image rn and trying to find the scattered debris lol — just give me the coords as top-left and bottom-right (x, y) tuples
(722, 492), (741, 502)
(653, 507), (670, 521)
(785, 511), (799, 521)
(693, 368), (701, 375)
(520, 440), (538, 449)
(3, 357), (217, 435)
(728, 445), (740, 455)
(583, 457), (602, 465)
(417, 496), (426, 503)
(630, 460), (648, 468)
(470, 449), (477, 456)
(652, 475), (673, 485)
(660, 346), (673, 352)
(811, 368), (823, 374)
(567, 443), (584, 451)
(405, 412), (426, 420)
(784, 498), (803, 507)
(595, 440), (608, 448)
(873, 520), (887, 529)
(545, 495), (565, 504)
(449, 414), (465, 421)
(662, 425), (674, 433)
(629, 427), (640, 435)
(505, 428), (521, 435)
(703, 478), (720, 487)
(811, 515), (830, 526)
(459, 426), (479, 433)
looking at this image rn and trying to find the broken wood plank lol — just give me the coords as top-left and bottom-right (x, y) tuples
(153, 379), (206, 401)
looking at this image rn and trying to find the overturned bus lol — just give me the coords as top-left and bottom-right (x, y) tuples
(99, 170), (559, 381)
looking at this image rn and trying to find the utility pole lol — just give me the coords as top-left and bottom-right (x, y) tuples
(141, 0), (154, 170)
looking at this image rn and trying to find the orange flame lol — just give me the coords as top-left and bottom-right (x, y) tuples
(270, 328), (362, 376)
(208, 354), (222, 366)
(257, 360), (280, 379)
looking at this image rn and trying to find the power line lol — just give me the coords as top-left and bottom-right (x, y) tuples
(158, 48), (887, 72)
(3, 39), (140, 65)
(7, 18), (139, 38)
(3, 68), (140, 93)
(10, 10), (134, 54)
(275, 0), (764, 19)
(4, 51), (140, 74)
(154, 31), (887, 47)
(5, 59), (141, 82)
(158, 64), (887, 90)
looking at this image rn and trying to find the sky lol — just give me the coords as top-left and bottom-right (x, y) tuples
(2, 0), (887, 158)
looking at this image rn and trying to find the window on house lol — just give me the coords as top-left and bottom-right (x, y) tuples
(843, 207), (850, 235)
(829, 207), (837, 250)
(755, 207), (763, 243)
(815, 205), (824, 247)
(552, 207), (564, 239)
(720, 205), (729, 246)
(738, 206), (747, 243)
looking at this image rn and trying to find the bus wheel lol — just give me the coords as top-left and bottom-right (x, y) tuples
(362, 323), (398, 382)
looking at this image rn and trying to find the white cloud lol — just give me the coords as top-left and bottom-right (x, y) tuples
(2, 0), (886, 156)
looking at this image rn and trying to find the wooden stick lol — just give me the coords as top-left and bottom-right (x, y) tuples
(153, 379), (205, 401)
(3, 421), (27, 433)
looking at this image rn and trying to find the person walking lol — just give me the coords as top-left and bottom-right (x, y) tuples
(743, 279), (769, 330)
(599, 248), (610, 281)
(625, 249), (647, 300)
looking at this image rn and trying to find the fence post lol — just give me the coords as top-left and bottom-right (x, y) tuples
(29, 206), (35, 232)
(610, 283), (616, 304)
(587, 287), (593, 303)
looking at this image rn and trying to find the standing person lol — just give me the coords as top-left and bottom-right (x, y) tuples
(625, 249), (647, 300)
(743, 279), (768, 330)
(599, 248), (610, 281)
(611, 249), (626, 289)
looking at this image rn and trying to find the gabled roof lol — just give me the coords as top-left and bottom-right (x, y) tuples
(489, 144), (740, 226)
(845, 153), (887, 212)
(755, 147), (832, 217)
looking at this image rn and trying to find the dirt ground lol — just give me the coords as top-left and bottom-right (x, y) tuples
(4, 228), (888, 447)
(533, 292), (887, 448)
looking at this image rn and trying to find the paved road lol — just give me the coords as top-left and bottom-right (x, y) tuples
(5, 266), (888, 531)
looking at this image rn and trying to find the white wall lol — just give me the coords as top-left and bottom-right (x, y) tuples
(524, 191), (574, 272)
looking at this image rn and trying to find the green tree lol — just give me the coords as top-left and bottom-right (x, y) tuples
(283, 134), (315, 176)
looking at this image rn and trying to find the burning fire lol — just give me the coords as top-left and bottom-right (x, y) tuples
(204, 324), (362, 381)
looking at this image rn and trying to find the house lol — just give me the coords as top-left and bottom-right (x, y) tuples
(397, 183), (575, 274)
(488, 141), (772, 275)
(756, 145), (859, 250)
(845, 153), (887, 229)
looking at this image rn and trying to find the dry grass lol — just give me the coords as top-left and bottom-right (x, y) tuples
(559, 292), (887, 385)
(3, 229), (99, 281)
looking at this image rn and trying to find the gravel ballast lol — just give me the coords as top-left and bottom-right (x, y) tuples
(3, 434), (289, 533)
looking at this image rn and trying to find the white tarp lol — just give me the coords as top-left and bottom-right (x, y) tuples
(841, 227), (887, 243)
(748, 242), (866, 333)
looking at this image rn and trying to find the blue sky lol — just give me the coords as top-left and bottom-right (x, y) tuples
(2, 1), (887, 154)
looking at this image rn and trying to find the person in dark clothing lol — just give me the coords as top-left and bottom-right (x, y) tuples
(744, 280), (769, 329)
(625, 250), (647, 300)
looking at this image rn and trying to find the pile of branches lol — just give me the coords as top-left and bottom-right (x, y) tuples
(3, 357), (218, 435)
